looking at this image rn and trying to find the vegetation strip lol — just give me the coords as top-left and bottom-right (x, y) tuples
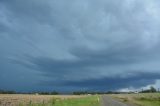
(17, 96), (100, 106)
(112, 93), (160, 106)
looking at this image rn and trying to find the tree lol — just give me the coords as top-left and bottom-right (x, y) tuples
(150, 86), (156, 93)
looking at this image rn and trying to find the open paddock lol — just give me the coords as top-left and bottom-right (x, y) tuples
(0, 94), (86, 106)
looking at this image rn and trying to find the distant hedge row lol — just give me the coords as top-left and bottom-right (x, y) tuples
(0, 86), (158, 95)
(0, 90), (16, 94)
(0, 90), (59, 95)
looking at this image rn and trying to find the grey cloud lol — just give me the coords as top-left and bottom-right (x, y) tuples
(62, 72), (160, 91)
(1, 0), (160, 91)
(39, 72), (160, 91)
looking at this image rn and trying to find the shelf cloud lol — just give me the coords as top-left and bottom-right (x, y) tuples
(1, 0), (160, 92)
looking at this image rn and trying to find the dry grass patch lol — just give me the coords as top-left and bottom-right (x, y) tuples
(0, 94), (85, 106)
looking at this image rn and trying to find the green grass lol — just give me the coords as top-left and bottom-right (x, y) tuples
(53, 96), (100, 106)
(133, 94), (160, 106)
(112, 93), (160, 106)
(134, 99), (160, 106)
(19, 96), (100, 106)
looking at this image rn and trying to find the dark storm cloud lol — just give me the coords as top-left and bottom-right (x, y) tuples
(19, 53), (160, 91)
(62, 72), (160, 91)
(1, 0), (160, 91)
(20, 42), (160, 79)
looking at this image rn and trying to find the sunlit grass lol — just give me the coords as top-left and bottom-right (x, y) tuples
(53, 96), (100, 106)
(112, 93), (160, 106)
(18, 96), (100, 106)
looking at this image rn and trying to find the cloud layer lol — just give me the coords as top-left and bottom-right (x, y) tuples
(1, 0), (160, 92)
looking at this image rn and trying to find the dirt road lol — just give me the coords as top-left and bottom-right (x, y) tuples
(101, 95), (129, 106)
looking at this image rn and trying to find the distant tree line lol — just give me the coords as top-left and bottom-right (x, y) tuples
(0, 86), (158, 95)
(0, 90), (59, 95)
(72, 91), (121, 95)
(140, 86), (157, 93)
(73, 86), (159, 95)
(0, 90), (16, 94)
(37, 91), (59, 95)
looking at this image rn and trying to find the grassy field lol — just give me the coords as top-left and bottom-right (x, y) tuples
(49, 96), (100, 106)
(111, 93), (160, 106)
(0, 94), (100, 106)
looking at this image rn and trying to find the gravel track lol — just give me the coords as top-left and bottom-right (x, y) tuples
(101, 95), (129, 106)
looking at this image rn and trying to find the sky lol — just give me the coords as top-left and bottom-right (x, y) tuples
(1, 0), (160, 92)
